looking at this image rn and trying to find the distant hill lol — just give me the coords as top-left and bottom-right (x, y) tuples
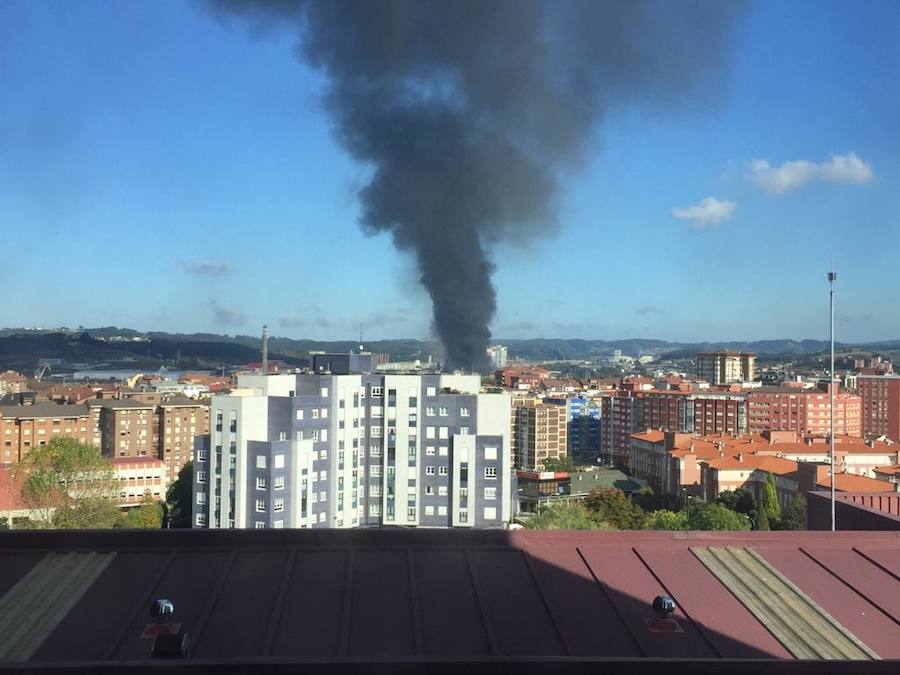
(0, 327), (891, 370)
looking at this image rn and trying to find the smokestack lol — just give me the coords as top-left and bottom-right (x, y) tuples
(207, 1), (744, 368)
(261, 325), (268, 374)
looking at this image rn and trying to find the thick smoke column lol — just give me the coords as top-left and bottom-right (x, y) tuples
(207, 0), (744, 369)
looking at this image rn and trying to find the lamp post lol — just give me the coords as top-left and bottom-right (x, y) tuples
(828, 269), (836, 531)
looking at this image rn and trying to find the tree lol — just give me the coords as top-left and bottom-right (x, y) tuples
(584, 487), (648, 530)
(755, 505), (770, 531)
(717, 488), (756, 515)
(52, 498), (122, 529)
(686, 501), (751, 531)
(20, 437), (117, 527)
(777, 493), (807, 530)
(124, 491), (164, 529)
(541, 456), (573, 472)
(524, 501), (608, 530)
(647, 509), (688, 530)
(634, 486), (663, 513)
(762, 473), (781, 523)
(166, 460), (193, 528)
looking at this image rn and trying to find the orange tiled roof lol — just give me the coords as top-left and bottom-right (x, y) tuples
(817, 472), (896, 492)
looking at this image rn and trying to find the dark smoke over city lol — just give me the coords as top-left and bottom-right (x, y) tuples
(206, 0), (745, 369)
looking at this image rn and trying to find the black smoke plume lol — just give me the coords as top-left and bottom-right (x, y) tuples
(206, 0), (745, 369)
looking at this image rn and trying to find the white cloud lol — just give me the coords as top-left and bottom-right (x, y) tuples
(748, 152), (873, 193)
(671, 197), (736, 229)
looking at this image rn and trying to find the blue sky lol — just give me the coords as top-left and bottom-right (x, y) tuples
(1, 0), (898, 343)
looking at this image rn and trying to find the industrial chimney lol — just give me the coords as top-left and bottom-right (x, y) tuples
(261, 325), (269, 375)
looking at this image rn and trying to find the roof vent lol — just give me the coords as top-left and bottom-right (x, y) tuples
(149, 599), (190, 659)
(652, 595), (676, 618)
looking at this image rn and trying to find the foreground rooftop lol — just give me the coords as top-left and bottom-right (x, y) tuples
(0, 529), (898, 672)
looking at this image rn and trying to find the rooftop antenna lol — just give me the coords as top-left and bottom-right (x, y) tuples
(828, 264), (836, 531)
(261, 325), (269, 375)
(358, 323), (364, 353)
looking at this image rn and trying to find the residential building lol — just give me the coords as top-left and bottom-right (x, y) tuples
(192, 372), (511, 529)
(567, 396), (602, 465)
(158, 396), (210, 483)
(858, 374), (900, 441)
(511, 396), (567, 470)
(515, 467), (641, 514)
(696, 351), (756, 384)
(629, 429), (900, 507)
(486, 344), (508, 369)
(747, 383), (861, 436)
(0, 403), (93, 463)
(495, 366), (550, 389)
(0, 371), (27, 395)
(87, 399), (155, 459)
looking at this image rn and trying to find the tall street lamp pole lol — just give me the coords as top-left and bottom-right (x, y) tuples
(828, 269), (837, 531)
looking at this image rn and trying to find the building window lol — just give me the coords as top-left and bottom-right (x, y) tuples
(197, 448), (208, 461)
(484, 507), (497, 520)
(438, 505), (448, 516)
(273, 520), (284, 529)
(439, 466), (448, 476)
(255, 499), (267, 512)
(273, 498), (284, 512)
(460, 407), (470, 417)
(255, 521), (266, 529)
(425, 486), (434, 496)
(312, 409), (319, 419)
(484, 487), (497, 500)
(321, 408), (328, 418)
(196, 471), (207, 484)
(321, 429), (328, 442)
(196, 514), (207, 526)
(196, 491), (207, 505)
(426, 446), (435, 456)
(484, 467), (497, 479)
(256, 455), (267, 469)
(256, 477), (267, 490)
(318, 512), (327, 523)
(426, 426), (435, 439)
(439, 427), (448, 439)
(484, 446), (498, 461)
(426, 466), (435, 476)
(296, 409), (304, 420)
(425, 505), (435, 516)
(426, 406), (435, 416)
(274, 476), (285, 490)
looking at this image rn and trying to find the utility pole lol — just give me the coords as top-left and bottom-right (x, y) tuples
(828, 268), (837, 531)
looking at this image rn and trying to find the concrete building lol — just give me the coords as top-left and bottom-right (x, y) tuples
(0, 403), (93, 463)
(696, 351), (756, 385)
(192, 372), (511, 529)
(510, 397), (567, 470)
(486, 344), (508, 369)
(858, 374), (900, 442)
(747, 383), (861, 436)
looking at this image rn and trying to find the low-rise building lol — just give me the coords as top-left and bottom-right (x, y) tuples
(110, 456), (168, 507)
(515, 468), (641, 514)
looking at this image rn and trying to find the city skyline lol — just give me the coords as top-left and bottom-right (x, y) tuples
(2, 1), (899, 344)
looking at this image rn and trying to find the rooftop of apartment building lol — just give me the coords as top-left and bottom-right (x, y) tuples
(85, 398), (156, 410)
(633, 430), (895, 455)
(0, 402), (91, 419)
(0, 528), (898, 670)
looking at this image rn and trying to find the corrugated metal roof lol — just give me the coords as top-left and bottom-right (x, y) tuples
(0, 529), (898, 669)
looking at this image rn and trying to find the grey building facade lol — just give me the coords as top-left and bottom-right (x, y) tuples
(192, 372), (512, 529)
